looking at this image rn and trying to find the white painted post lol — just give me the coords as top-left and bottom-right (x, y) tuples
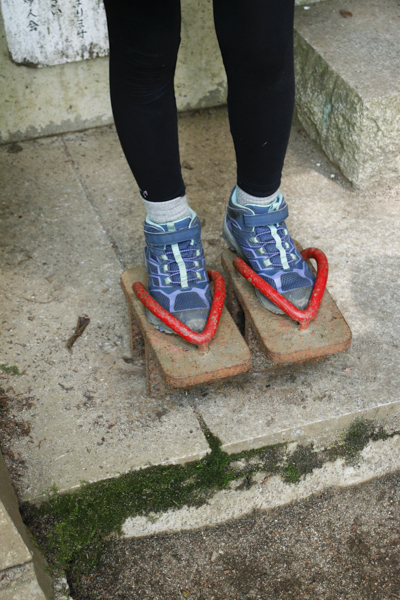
(0, 0), (109, 67)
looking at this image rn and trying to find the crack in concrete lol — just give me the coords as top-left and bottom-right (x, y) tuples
(59, 137), (127, 270)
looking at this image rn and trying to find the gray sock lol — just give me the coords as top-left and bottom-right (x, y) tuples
(236, 185), (280, 207)
(143, 195), (191, 224)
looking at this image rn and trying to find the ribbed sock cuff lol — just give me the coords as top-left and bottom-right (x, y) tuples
(236, 186), (280, 207)
(143, 195), (190, 224)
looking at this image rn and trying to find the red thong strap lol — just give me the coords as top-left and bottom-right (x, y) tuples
(133, 269), (226, 352)
(233, 248), (328, 330)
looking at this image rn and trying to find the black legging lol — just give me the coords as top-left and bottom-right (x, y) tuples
(103, 0), (295, 202)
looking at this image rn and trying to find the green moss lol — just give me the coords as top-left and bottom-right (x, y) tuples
(345, 417), (388, 449)
(326, 417), (389, 463)
(0, 364), (22, 375)
(21, 417), (396, 586)
(282, 463), (301, 483)
(24, 428), (284, 582)
(281, 445), (323, 483)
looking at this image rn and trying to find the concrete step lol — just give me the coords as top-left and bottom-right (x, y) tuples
(1, 108), (400, 508)
(1, 106), (400, 598)
(294, 0), (400, 187)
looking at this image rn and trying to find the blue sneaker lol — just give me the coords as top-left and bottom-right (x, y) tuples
(223, 187), (315, 314)
(144, 209), (211, 333)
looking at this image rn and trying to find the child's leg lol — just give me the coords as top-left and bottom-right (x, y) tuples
(104, 0), (184, 203)
(104, 0), (211, 332)
(214, 0), (315, 313)
(213, 0), (295, 197)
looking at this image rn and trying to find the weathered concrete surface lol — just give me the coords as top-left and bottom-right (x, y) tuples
(0, 502), (31, 572)
(1, 108), (400, 505)
(0, 563), (47, 600)
(0, 136), (209, 503)
(70, 469), (400, 600)
(0, 9), (113, 145)
(0, 452), (51, 599)
(294, 0), (400, 187)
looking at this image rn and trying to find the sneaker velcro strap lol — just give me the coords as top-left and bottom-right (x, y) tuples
(145, 223), (201, 247)
(243, 203), (289, 228)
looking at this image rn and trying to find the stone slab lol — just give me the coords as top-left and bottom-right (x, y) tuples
(121, 267), (251, 392)
(221, 249), (352, 365)
(294, 0), (400, 186)
(0, 563), (47, 600)
(0, 137), (209, 502)
(0, 452), (52, 599)
(0, 503), (31, 571)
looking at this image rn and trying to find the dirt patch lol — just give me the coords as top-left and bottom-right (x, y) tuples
(68, 471), (400, 600)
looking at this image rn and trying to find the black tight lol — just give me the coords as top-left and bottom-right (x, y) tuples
(103, 0), (295, 202)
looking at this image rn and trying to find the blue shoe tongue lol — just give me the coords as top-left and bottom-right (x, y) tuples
(166, 239), (197, 286)
(256, 228), (274, 242)
(244, 195), (287, 264)
(145, 214), (200, 287)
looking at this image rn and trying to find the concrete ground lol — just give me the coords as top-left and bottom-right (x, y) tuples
(2, 106), (400, 600)
(1, 107), (400, 504)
